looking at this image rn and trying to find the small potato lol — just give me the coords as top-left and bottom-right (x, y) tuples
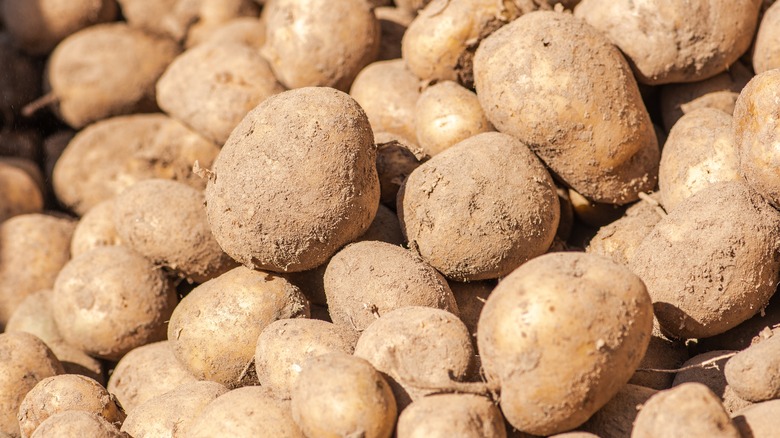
(568, 188), (625, 228)
(477, 252), (653, 436)
(6, 290), (61, 346)
(580, 384), (657, 438)
(628, 331), (688, 391)
(70, 199), (122, 258)
(291, 353), (396, 438)
(449, 279), (494, 337)
(42, 131), (74, 184)
(29, 412), (124, 438)
(0, 162), (43, 223)
(195, 17), (265, 48)
(17, 375), (124, 438)
(374, 134), (422, 207)
(183, 0), (261, 47)
(632, 383), (741, 438)
(261, 0), (380, 91)
(395, 0), (431, 14)
(674, 351), (751, 413)
(47, 23), (180, 128)
(107, 341), (199, 414)
(51, 246), (178, 360)
(53, 114), (220, 216)
(414, 81), (493, 156)
(575, 0), (760, 85)
(186, 387), (304, 438)
(399, 132), (559, 281)
(167, 267), (310, 387)
(0, 332), (63, 437)
(255, 319), (355, 400)
(732, 399), (780, 438)
(120, 381), (228, 438)
(725, 333), (780, 402)
(753, 2), (780, 73)
(156, 43), (284, 145)
(354, 307), (474, 407)
(396, 394), (506, 438)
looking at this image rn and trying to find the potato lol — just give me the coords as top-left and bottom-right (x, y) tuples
(350, 59), (421, 143)
(375, 6), (413, 61)
(53, 114), (220, 216)
(474, 11), (659, 205)
(183, 0), (261, 47)
(113, 179), (236, 282)
(6, 290), (60, 346)
(580, 384), (657, 438)
(732, 399), (780, 438)
(0, 214), (75, 329)
(0, 162), (43, 223)
(414, 81), (493, 156)
(261, 0), (379, 91)
(477, 252), (653, 435)
(753, 2), (780, 73)
(291, 353), (396, 438)
(374, 133), (422, 207)
(167, 266), (309, 387)
(659, 109), (740, 212)
(0, 37), (40, 121)
(696, 294), (780, 353)
(17, 375), (124, 438)
(0, 332), (63, 437)
(47, 23), (180, 128)
(42, 131), (74, 184)
(51, 246), (178, 360)
(186, 387), (304, 438)
(255, 319), (355, 400)
(659, 62), (752, 131)
(107, 341), (198, 414)
(399, 132), (559, 281)
(724, 333), (780, 402)
(354, 306), (474, 407)
(674, 351), (751, 413)
(70, 199), (122, 258)
(395, 0), (430, 14)
(0, 158), (45, 194)
(449, 279), (494, 338)
(46, 342), (106, 386)
(195, 16), (265, 48)
(324, 242), (457, 337)
(628, 331), (688, 391)
(120, 381), (227, 438)
(575, 0), (760, 85)
(156, 43), (285, 145)
(629, 182), (780, 339)
(396, 394), (506, 438)
(568, 188), (625, 228)
(632, 383), (741, 438)
(204, 87), (379, 272)
(29, 412), (124, 438)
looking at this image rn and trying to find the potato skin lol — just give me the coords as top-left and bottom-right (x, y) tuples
(396, 394), (505, 438)
(205, 87), (380, 273)
(29, 412), (124, 438)
(0, 163), (43, 223)
(754, 2), (780, 73)
(477, 252), (653, 436)
(580, 384), (657, 438)
(474, 11), (659, 204)
(724, 334), (780, 402)
(399, 132), (559, 281)
(732, 399), (780, 438)
(674, 351), (751, 414)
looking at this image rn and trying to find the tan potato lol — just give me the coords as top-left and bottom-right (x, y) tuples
(629, 182), (780, 339)
(6, 290), (61, 346)
(375, 7), (413, 61)
(674, 351), (751, 413)
(395, 0), (431, 14)
(695, 295), (780, 353)
(568, 188), (625, 228)
(414, 81), (493, 156)
(580, 384), (657, 438)
(51, 246), (178, 360)
(291, 353), (396, 438)
(70, 199), (122, 258)
(399, 132), (559, 281)
(0, 332), (63, 437)
(477, 252), (653, 436)
(53, 114), (220, 216)
(107, 341), (198, 414)
(0, 158), (45, 194)
(0, 162), (43, 223)
(183, 0), (261, 47)
(17, 375), (124, 438)
(167, 267), (310, 387)
(725, 333), (780, 402)
(374, 134), (422, 207)
(261, 0), (379, 91)
(732, 399), (780, 438)
(156, 42), (284, 145)
(474, 11), (659, 205)
(575, 0), (760, 85)
(753, 2), (780, 73)
(29, 412), (124, 438)
(47, 23), (180, 128)
(396, 394), (506, 438)
(204, 88), (380, 273)
(194, 17), (265, 48)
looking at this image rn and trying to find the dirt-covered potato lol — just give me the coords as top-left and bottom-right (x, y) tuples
(399, 132), (559, 281)
(724, 333), (780, 402)
(0, 332), (63, 437)
(579, 384), (657, 438)
(350, 59), (421, 143)
(255, 319), (355, 400)
(186, 387), (304, 438)
(261, 0), (379, 91)
(70, 199), (122, 258)
(396, 394), (506, 438)
(629, 330), (689, 391)
(47, 23), (180, 128)
(29, 411), (124, 438)
(53, 114), (220, 216)
(575, 0), (760, 85)
(449, 279), (494, 338)
(194, 16), (265, 48)
(629, 182), (780, 339)
(632, 383), (741, 438)
(477, 252), (653, 436)
(324, 241), (458, 337)
(732, 399), (780, 438)
(204, 88), (380, 273)
(374, 133), (422, 206)
(107, 341), (198, 414)
(0, 214), (75, 329)
(17, 375), (124, 438)
(291, 353), (396, 438)
(753, 2), (780, 73)
(474, 11), (659, 205)
(414, 81), (493, 156)
(0, 162), (43, 223)
(156, 43), (284, 145)
(167, 267), (309, 387)
(113, 179), (236, 282)
(354, 306), (474, 407)
(0, 36), (40, 123)
(51, 246), (178, 360)
(120, 381), (227, 438)
(674, 351), (751, 413)
(659, 108), (740, 212)
(375, 6), (413, 61)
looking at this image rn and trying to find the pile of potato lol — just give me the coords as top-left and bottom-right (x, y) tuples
(3, 0), (780, 436)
